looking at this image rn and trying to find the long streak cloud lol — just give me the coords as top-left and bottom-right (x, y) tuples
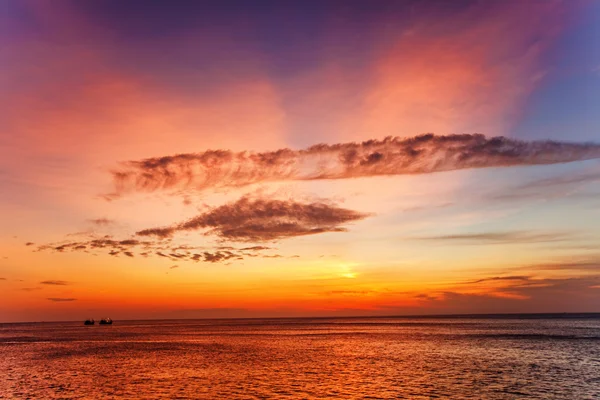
(111, 134), (600, 196)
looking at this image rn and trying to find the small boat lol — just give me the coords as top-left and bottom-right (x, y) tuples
(99, 317), (113, 325)
(84, 318), (95, 325)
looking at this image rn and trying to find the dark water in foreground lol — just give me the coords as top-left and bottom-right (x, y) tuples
(1, 316), (600, 399)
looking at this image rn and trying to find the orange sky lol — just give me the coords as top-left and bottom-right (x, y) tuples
(1, 0), (600, 322)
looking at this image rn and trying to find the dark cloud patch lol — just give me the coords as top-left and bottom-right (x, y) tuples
(123, 251), (134, 258)
(40, 280), (70, 286)
(414, 293), (438, 301)
(25, 242), (34, 246)
(240, 246), (270, 251)
(135, 227), (175, 239)
(413, 230), (573, 245)
(89, 218), (114, 226)
(170, 265), (179, 269)
(467, 276), (531, 284)
(21, 287), (41, 292)
(0, 277), (6, 281)
(137, 196), (369, 242)
(201, 251), (239, 263)
(110, 134), (600, 197)
(47, 297), (77, 302)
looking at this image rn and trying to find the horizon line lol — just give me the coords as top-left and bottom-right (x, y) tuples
(3, 311), (600, 325)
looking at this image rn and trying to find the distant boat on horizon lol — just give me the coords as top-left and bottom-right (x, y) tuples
(84, 318), (95, 325)
(99, 317), (113, 325)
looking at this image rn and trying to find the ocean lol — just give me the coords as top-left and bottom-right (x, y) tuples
(1, 315), (599, 399)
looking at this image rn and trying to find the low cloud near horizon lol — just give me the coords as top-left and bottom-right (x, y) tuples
(40, 280), (70, 286)
(47, 298), (77, 302)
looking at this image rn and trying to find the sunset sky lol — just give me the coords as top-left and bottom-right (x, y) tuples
(1, 0), (600, 322)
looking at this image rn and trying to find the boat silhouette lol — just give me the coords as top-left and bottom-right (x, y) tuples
(99, 317), (113, 325)
(84, 318), (95, 325)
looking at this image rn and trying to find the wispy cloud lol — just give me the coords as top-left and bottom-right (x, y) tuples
(325, 290), (378, 296)
(110, 134), (600, 197)
(467, 276), (531, 284)
(40, 280), (70, 286)
(525, 260), (600, 273)
(21, 287), (42, 292)
(240, 246), (271, 251)
(412, 230), (574, 245)
(136, 196), (370, 242)
(88, 218), (114, 226)
(47, 297), (77, 302)
(489, 169), (600, 203)
(35, 231), (288, 263)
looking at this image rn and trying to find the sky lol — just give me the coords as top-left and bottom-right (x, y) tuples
(1, 0), (600, 322)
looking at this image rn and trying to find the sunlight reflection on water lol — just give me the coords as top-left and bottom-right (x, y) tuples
(1, 317), (599, 399)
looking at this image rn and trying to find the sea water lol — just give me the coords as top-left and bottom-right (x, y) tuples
(1, 316), (599, 399)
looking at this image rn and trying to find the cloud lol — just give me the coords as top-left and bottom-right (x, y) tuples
(37, 237), (161, 255)
(0, 278), (6, 281)
(467, 276), (531, 284)
(47, 298), (77, 302)
(136, 196), (370, 242)
(525, 260), (600, 273)
(21, 287), (42, 292)
(40, 280), (70, 286)
(170, 265), (179, 269)
(34, 232), (277, 263)
(88, 218), (114, 226)
(409, 275), (600, 314)
(325, 290), (378, 296)
(25, 242), (34, 246)
(517, 171), (600, 191)
(196, 251), (240, 263)
(110, 134), (600, 197)
(240, 246), (271, 251)
(414, 293), (437, 301)
(413, 230), (573, 245)
(488, 168), (600, 203)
